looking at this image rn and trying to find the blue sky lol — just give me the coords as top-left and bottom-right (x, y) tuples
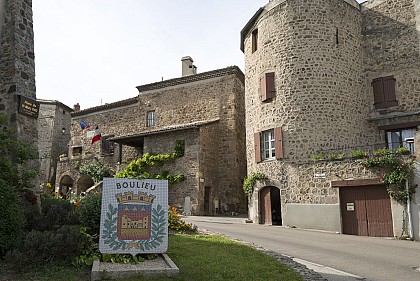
(33, 0), (365, 110)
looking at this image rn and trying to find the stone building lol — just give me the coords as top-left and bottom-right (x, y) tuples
(37, 99), (73, 188)
(242, 0), (420, 239)
(56, 58), (247, 215)
(0, 0), (38, 147)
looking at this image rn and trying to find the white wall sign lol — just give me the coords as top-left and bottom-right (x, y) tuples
(99, 178), (168, 255)
(86, 130), (95, 138)
(346, 202), (354, 211)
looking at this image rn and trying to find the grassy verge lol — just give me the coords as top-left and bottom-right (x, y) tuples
(0, 233), (302, 281)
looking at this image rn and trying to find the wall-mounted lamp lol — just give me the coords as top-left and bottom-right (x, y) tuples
(62, 127), (66, 134)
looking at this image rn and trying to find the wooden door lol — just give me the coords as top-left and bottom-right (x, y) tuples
(260, 187), (272, 224)
(340, 186), (393, 237)
(364, 186), (394, 237)
(204, 186), (211, 215)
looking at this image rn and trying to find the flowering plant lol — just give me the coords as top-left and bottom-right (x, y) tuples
(361, 147), (417, 204)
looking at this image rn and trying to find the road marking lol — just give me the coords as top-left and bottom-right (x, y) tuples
(293, 258), (366, 281)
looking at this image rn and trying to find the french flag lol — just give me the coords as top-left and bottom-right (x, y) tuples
(91, 126), (101, 144)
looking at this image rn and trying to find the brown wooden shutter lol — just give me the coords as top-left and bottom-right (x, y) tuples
(254, 132), (261, 163)
(261, 75), (267, 101)
(266, 72), (276, 99)
(274, 127), (283, 159)
(372, 78), (385, 109)
(383, 76), (398, 107)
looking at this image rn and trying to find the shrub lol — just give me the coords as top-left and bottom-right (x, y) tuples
(77, 192), (102, 234)
(0, 182), (25, 256)
(37, 196), (79, 230)
(5, 225), (89, 269)
(79, 161), (112, 183)
(168, 206), (197, 233)
(349, 149), (368, 159)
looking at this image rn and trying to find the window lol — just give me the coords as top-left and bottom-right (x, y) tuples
(101, 135), (114, 155)
(372, 76), (398, 109)
(254, 127), (283, 163)
(261, 72), (276, 101)
(146, 111), (155, 127)
(252, 29), (258, 53)
(386, 128), (415, 154)
(72, 146), (82, 156)
(262, 130), (275, 160)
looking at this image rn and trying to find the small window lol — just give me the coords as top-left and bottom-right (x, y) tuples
(72, 146), (82, 156)
(261, 72), (276, 101)
(146, 111), (155, 127)
(386, 128), (415, 154)
(101, 135), (114, 155)
(372, 76), (398, 109)
(252, 29), (258, 53)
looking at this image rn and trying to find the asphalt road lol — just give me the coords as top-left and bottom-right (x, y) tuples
(183, 216), (420, 281)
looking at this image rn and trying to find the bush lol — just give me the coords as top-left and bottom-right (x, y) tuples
(168, 206), (197, 233)
(0, 182), (25, 256)
(39, 196), (79, 230)
(5, 225), (90, 269)
(77, 192), (102, 234)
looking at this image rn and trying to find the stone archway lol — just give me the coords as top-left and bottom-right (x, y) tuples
(59, 175), (74, 199)
(259, 186), (282, 225)
(77, 175), (94, 196)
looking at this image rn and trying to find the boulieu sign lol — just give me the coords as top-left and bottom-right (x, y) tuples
(99, 178), (168, 255)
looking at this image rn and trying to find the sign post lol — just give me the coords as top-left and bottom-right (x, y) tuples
(99, 178), (168, 255)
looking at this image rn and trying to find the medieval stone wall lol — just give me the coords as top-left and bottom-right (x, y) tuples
(37, 101), (72, 186)
(57, 68), (247, 215)
(362, 0), (420, 117)
(244, 0), (377, 170)
(0, 0), (37, 146)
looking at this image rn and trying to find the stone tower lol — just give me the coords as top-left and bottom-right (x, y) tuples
(0, 0), (38, 146)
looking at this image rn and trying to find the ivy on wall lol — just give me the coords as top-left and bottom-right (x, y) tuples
(114, 140), (185, 185)
(243, 172), (268, 196)
(361, 147), (417, 205)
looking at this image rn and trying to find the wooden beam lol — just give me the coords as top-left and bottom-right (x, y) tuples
(331, 178), (382, 187)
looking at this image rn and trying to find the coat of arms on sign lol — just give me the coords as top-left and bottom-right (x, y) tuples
(99, 178), (168, 255)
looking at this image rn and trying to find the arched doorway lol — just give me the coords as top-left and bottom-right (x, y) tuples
(59, 175), (74, 199)
(259, 186), (282, 225)
(77, 175), (94, 196)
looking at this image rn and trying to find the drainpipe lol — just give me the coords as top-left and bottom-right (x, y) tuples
(406, 180), (414, 241)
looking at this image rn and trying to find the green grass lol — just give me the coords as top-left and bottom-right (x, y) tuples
(0, 234), (302, 281)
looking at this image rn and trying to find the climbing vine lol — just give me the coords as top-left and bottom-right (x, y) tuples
(114, 140), (185, 184)
(243, 172), (268, 196)
(361, 147), (418, 205)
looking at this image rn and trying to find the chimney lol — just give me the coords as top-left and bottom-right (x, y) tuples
(74, 103), (80, 112)
(181, 56), (197, 76)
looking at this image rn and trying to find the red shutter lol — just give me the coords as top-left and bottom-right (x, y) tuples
(274, 127), (283, 159)
(372, 78), (385, 109)
(266, 72), (276, 99)
(261, 75), (267, 101)
(254, 132), (261, 163)
(383, 76), (398, 107)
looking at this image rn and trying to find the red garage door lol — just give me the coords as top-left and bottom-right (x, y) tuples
(340, 185), (393, 237)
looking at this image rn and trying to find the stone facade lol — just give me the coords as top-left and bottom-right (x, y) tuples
(0, 0), (37, 146)
(243, 0), (420, 239)
(56, 65), (247, 215)
(37, 100), (72, 187)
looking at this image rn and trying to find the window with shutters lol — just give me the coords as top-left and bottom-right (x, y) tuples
(254, 127), (283, 163)
(372, 76), (398, 109)
(146, 111), (155, 127)
(252, 29), (258, 53)
(261, 72), (276, 102)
